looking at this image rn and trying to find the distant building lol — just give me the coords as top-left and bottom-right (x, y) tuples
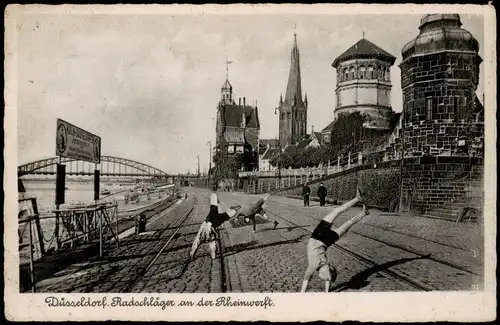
(277, 32), (308, 149)
(259, 147), (280, 171)
(215, 76), (260, 172)
(322, 36), (396, 141)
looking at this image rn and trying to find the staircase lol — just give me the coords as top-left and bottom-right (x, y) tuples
(422, 168), (483, 222)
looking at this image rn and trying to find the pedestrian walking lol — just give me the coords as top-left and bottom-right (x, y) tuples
(189, 193), (241, 259)
(301, 188), (370, 293)
(238, 193), (279, 233)
(317, 182), (327, 207)
(302, 182), (311, 207)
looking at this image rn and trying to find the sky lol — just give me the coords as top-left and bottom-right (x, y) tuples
(15, 9), (485, 174)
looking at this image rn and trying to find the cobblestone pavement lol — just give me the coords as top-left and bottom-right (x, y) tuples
(34, 188), (484, 293)
(36, 190), (222, 293)
(217, 191), (483, 292)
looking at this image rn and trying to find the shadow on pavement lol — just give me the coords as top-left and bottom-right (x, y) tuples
(259, 225), (316, 233)
(332, 254), (432, 292)
(224, 235), (308, 258)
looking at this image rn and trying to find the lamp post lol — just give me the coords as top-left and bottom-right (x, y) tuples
(207, 141), (212, 177)
(274, 106), (282, 181)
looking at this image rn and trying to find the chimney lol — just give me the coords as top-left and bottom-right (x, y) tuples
(243, 97), (246, 106)
(239, 98), (241, 105)
(256, 100), (258, 107)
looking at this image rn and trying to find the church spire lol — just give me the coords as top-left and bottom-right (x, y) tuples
(284, 28), (302, 106)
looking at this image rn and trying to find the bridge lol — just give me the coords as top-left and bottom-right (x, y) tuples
(18, 156), (172, 183)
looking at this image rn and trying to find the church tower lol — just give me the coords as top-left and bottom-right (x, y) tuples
(278, 31), (308, 149)
(221, 78), (233, 105)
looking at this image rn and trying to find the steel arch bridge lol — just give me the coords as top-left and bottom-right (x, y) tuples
(18, 156), (171, 182)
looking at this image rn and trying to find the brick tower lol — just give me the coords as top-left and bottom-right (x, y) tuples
(400, 13), (483, 157)
(398, 14), (484, 215)
(278, 31), (308, 149)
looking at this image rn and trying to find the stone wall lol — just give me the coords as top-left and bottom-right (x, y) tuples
(277, 161), (401, 210)
(400, 156), (483, 214)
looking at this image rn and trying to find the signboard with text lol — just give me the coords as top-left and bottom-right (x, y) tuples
(56, 119), (101, 164)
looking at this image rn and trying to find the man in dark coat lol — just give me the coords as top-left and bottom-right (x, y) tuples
(317, 182), (327, 207)
(302, 182), (311, 207)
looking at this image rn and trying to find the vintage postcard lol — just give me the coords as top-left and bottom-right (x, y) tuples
(4, 3), (496, 322)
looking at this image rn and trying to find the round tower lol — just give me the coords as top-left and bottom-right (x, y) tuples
(332, 37), (396, 130)
(400, 14), (482, 157)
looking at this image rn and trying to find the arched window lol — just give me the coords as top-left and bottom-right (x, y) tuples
(344, 67), (349, 81)
(359, 66), (366, 79)
(368, 66), (374, 79)
(378, 66), (383, 80)
(350, 67), (355, 80)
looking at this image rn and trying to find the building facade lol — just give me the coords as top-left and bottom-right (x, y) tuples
(278, 33), (308, 149)
(215, 77), (261, 173)
(322, 37), (396, 141)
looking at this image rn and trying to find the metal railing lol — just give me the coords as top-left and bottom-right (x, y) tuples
(246, 152), (367, 195)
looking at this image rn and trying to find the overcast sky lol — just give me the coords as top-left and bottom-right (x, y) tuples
(15, 8), (484, 174)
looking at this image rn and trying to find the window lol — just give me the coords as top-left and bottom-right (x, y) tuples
(228, 145), (235, 154)
(236, 146), (244, 153)
(350, 67), (355, 80)
(427, 98), (433, 120)
(287, 112), (291, 119)
(368, 66), (374, 79)
(359, 66), (366, 79)
(378, 66), (383, 79)
(344, 68), (349, 81)
(384, 67), (390, 81)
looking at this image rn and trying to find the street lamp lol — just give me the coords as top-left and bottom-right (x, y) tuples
(207, 140), (212, 178)
(274, 106), (282, 180)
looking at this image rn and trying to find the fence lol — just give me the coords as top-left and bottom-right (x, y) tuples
(245, 151), (364, 194)
(18, 185), (177, 292)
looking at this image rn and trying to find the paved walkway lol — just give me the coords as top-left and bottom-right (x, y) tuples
(32, 188), (483, 293)
(217, 191), (483, 292)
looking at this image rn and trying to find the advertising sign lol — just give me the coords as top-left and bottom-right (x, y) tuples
(56, 119), (101, 164)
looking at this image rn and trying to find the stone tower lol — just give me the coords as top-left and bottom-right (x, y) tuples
(398, 14), (484, 216)
(278, 32), (308, 148)
(400, 14), (483, 157)
(332, 37), (396, 130)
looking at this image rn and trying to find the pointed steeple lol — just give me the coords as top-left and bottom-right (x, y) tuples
(284, 30), (302, 106)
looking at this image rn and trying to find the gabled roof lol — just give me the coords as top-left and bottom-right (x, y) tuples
(321, 120), (336, 132)
(220, 104), (260, 128)
(262, 148), (280, 160)
(296, 138), (313, 149)
(332, 38), (396, 68)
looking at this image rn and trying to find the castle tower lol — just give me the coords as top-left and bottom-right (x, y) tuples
(332, 36), (396, 130)
(278, 32), (308, 148)
(398, 14), (484, 216)
(400, 14), (483, 157)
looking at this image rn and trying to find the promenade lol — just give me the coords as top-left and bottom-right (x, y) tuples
(34, 187), (483, 293)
